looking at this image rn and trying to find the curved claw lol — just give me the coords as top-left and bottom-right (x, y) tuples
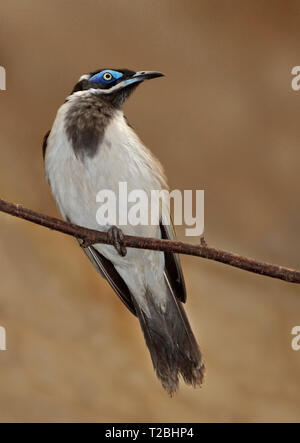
(108, 226), (127, 257)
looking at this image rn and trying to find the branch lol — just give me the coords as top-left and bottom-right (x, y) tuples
(0, 197), (299, 284)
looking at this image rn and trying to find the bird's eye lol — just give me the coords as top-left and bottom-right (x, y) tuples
(102, 72), (113, 82)
(89, 70), (123, 84)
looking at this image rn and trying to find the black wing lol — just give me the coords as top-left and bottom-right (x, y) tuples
(83, 245), (137, 316)
(160, 218), (187, 303)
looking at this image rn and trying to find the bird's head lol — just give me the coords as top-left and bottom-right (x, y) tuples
(70, 68), (164, 107)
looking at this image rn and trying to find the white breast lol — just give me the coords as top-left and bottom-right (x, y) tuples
(45, 101), (167, 274)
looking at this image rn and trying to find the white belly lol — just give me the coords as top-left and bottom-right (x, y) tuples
(45, 105), (167, 274)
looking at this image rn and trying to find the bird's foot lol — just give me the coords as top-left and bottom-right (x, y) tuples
(108, 226), (127, 257)
(200, 236), (207, 247)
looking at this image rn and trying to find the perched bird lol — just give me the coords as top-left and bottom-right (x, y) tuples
(43, 68), (204, 394)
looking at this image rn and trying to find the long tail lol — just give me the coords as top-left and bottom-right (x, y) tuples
(132, 282), (205, 395)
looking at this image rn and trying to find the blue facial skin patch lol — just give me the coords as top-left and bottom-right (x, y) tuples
(89, 70), (123, 84)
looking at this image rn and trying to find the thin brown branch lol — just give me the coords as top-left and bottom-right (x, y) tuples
(0, 197), (299, 284)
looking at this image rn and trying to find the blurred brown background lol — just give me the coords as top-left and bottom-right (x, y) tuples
(0, 0), (300, 423)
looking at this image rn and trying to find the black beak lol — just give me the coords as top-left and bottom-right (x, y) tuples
(133, 71), (165, 81)
(122, 71), (164, 88)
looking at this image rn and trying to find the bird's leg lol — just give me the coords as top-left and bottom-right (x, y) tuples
(200, 236), (207, 247)
(107, 226), (127, 257)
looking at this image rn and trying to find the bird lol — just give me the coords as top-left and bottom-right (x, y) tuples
(43, 67), (204, 395)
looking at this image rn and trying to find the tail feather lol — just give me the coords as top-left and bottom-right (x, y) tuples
(132, 284), (205, 395)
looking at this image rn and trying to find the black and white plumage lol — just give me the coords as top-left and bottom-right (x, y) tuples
(43, 68), (204, 394)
